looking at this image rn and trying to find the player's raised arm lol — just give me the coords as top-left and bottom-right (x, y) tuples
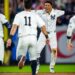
(56, 9), (65, 17)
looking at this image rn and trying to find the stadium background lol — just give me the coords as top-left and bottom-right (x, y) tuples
(0, 0), (75, 73)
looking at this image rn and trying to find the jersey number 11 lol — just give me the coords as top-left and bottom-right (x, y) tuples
(24, 16), (31, 26)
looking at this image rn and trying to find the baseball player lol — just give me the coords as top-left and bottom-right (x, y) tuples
(7, 0), (48, 75)
(0, 13), (11, 65)
(67, 15), (75, 51)
(35, 0), (65, 73)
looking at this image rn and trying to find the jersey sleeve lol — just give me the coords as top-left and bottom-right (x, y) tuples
(36, 14), (45, 28)
(35, 10), (43, 17)
(67, 17), (75, 37)
(13, 14), (20, 26)
(55, 9), (65, 17)
(0, 14), (8, 24)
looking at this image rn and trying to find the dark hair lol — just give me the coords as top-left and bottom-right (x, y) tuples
(24, 0), (32, 9)
(44, 0), (52, 6)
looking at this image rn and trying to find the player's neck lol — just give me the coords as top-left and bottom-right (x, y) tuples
(48, 8), (52, 13)
(24, 8), (31, 12)
(50, 8), (52, 12)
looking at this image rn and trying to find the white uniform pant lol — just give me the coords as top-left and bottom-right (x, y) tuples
(0, 37), (4, 62)
(16, 35), (37, 61)
(37, 32), (57, 58)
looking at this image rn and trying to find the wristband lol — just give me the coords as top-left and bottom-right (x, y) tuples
(45, 35), (48, 39)
(67, 36), (71, 39)
(67, 36), (71, 43)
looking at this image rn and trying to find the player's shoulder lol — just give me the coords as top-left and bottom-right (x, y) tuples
(50, 9), (56, 14)
(0, 13), (5, 17)
(16, 11), (25, 16)
(70, 16), (75, 21)
(50, 9), (57, 16)
(53, 8), (60, 11)
(16, 10), (36, 16)
(69, 15), (75, 23)
(31, 10), (35, 13)
(30, 10), (39, 16)
(71, 16), (75, 20)
(37, 9), (45, 14)
(53, 8), (64, 13)
(32, 9), (44, 15)
(51, 8), (57, 12)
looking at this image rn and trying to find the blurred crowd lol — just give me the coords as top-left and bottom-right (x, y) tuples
(0, 0), (75, 25)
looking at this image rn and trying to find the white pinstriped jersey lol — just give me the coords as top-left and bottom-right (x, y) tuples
(67, 16), (75, 36)
(0, 13), (8, 37)
(35, 9), (65, 32)
(13, 11), (45, 37)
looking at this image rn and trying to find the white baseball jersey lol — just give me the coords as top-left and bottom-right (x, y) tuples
(35, 9), (65, 32)
(33, 9), (65, 58)
(13, 11), (45, 37)
(0, 13), (8, 37)
(67, 16), (75, 37)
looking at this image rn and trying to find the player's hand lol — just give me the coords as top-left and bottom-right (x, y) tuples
(6, 38), (12, 48)
(46, 39), (50, 45)
(67, 42), (73, 51)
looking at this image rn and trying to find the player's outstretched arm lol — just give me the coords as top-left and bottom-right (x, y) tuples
(66, 16), (75, 51)
(56, 9), (65, 17)
(67, 26), (73, 51)
(41, 25), (48, 38)
(41, 25), (49, 44)
(6, 24), (18, 47)
(10, 24), (18, 36)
